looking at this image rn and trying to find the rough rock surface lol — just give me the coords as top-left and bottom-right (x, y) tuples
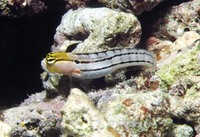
(151, 0), (200, 41)
(60, 31), (200, 136)
(0, 121), (12, 137)
(172, 124), (193, 137)
(0, 0), (46, 17)
(153, 31), (200, 66)
(61, 88), (118, 137)
(64, 0), (91, 9)
(3, 92), (66, 137)
(52, 7), (141, 53)
(98, 0), (164, 15)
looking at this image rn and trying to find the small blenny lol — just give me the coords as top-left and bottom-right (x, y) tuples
(41, 48), (156, 79)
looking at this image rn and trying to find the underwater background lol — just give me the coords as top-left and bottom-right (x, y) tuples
(0, 0), (199, 136)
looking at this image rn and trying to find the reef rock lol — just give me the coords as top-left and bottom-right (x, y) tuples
(61, 88), (118, 137)
(64, 0), (91, 9)
(60, 31), (200, 136)
(151, 0), (200, 41)
(172, 124), (194, 137)
(52, 7), (141, 53)
(0, 0), (46, 17)
(2, 25), (199, 137)
(156, 31), (200, 90)
(152, 31), (200, 66)
(2, 92), (65, 137)
(0, 121), (11, 137)
(98, 0), (164, 15)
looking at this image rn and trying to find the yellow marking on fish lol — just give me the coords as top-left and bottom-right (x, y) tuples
(42, 48), (156, 79)
(44, 52), (74, 74)
(46, 52), (73, 63)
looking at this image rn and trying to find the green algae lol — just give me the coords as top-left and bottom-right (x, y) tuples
(185, 82), (200, 98)
(156, 45), (200, 90)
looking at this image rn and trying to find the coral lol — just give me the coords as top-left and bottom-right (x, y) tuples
(0, 0), (46, 17)
(151, 0), (200, 41)
(98, 0), (164, 15)
(53, 7), (141, 53)
(0, 121), (12, 137)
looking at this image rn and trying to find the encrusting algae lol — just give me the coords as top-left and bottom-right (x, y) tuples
(156, 32), (200, 91)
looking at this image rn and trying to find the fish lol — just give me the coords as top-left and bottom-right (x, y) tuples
(41, 48), (156, 79)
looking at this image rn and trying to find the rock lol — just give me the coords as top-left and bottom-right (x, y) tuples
(3, 94), (65, 137)
(156, 31), (200, 90)
(64, 0), (91, 9)
(172, 124), (194, 137)
(97, 89), (173, 136)
(98, 0), (164, 15)
(61, 88), (118, 137)
(151, 0), (200, 41)
(2, 27), (200, 137)
(2, 0), (200, 136)
(155, 31), (200, 66)
(52, 7), (141, 53)
(60, 32), (200, 136)
(155, 34), (200, 133)
(0, 0), (46, 17)
(41, 72), (70, 98)
(43, 7), (141, 94)
(0, 121), (12, 137)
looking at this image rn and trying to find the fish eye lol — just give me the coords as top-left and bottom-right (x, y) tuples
(46, 53), (56, 64)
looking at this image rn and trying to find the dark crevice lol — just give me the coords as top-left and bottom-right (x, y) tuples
(138, 0), (190, 38)
(172, 117), (197, 136)
(0, 0), (66, 107)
